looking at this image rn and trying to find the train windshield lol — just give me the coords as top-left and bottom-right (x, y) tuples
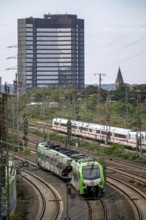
(82, 165), (100, 180)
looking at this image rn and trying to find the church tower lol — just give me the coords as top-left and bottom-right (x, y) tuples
(115, 67), (124, 89)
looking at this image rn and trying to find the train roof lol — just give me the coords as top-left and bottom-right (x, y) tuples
(38, 141), (78, 156)
(38, 141), (100, 165)
(52, 118), (68, 124)
(52, 118), (132, 132)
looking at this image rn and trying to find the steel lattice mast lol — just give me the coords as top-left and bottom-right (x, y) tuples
(0, 83), (10, 220)
(13, 77), (18, 131)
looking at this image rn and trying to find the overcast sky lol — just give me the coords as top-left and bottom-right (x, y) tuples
(0, 0), (146, 85)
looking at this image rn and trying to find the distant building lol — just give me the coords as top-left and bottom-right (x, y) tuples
(115, 67), (124, 89)
(17, 14), (84, 92)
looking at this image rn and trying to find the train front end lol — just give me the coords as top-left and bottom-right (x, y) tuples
(79, 161), (105, 198)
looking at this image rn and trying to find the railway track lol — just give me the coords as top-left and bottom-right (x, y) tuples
(85, 199), (108, 220)
(17, 168), (63, 220)
(13, 148), (140, 219)
(107, 167), (146, 188)
(13, 153), (105, 220)
(12, 131), (146, 219)
(106, 176), (146, 220)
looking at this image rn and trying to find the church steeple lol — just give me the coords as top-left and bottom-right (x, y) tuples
(115, 67), (124, 89)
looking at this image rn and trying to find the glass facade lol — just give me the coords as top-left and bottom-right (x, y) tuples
(18, 14), (84, 91)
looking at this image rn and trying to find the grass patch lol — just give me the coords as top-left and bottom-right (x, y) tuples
(101, 143), (146, 164)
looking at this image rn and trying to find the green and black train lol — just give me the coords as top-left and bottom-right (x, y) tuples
(37, 142), (105, 198)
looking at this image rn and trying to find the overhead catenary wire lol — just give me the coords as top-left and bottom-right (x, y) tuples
(93, 36), (146, 61)
(86, 16), (146, 83)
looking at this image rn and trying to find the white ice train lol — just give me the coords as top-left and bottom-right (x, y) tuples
(52, 118), (146, 151)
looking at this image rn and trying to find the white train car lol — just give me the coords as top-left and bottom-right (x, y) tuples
(52, 118), (146, 151)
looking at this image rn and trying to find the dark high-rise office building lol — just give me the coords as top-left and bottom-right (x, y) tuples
(17, 14), (84, 92)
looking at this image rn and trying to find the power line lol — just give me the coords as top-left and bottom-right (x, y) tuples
(95, 49), (146, 72)
(95, 36), (146, 61)
(88, 23), (146, 55)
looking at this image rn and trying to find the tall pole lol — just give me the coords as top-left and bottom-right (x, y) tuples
(66, 183), (69, 220)
(13, 75), (18, 130)
(105, 93), (111, 146)
(23, 113), (29, 166)
(67, 119), (71, 149)
(63, 177), (72, 220)
(136, 90), (142, 154)
(125, 88), (129, 128)
(0, 82), (10, 220)
(94, 73), (106, 123)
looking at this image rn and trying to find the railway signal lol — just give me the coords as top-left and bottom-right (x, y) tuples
(61, 165), (72, 177)
(23, 118), (28, 135)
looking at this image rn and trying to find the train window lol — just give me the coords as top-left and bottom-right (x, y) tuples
(73, 171), (78, 182)
(72, 125), (77, 129)
(61, 123), (67, 127)
(89, 129), (92, 132)
(60, 123), (67, 127)
(54, 122), (59, 125)
(79, 127), (88, 131)
(96, 130), (100, 134)
(101, 131), (111, 135)
(82, 165), (100, 180)
(114, 133), (126, 139)
(101, 131), (106, 135)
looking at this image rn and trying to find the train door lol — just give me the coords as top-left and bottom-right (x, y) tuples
(141, 133), (146, 151)
(71, 166), (80, 191)
(100, 126), (106, 143)
(95, 129), (100, 141)
(129, 132), (137, 149)
(126, 131), (130, 147)
(89, 128), (96, 140)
